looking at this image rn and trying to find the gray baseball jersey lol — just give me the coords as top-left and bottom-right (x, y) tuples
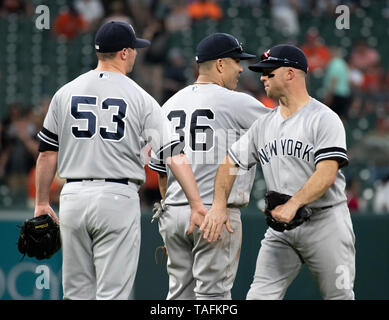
(149, 83), (270, 207)
(38, 70), (178, 183)
(228, 98), (355, 300)
(229, 98), (348, 208)
(149, 83), (270, 299)
(37, 69), (179, 299)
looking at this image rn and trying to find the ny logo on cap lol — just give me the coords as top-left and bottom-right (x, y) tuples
(233, 37), (243, 52)
(262, 50), (271, 60)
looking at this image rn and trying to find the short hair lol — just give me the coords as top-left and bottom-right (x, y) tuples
(198, 59), (217, 72)
(96, 51), (118, 61)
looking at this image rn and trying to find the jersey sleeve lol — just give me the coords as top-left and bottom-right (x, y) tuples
(234, 94), (271, 129)
(228, 119), (260, 170)
(313, 111), (348, 168)
(37, 94), (59, 152)
(141, 95), (181, 162)
(148, 150), (167, 173)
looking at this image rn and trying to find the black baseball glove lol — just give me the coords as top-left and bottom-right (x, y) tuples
(17, 214), (61, 260)
(264, 191), (312, 232)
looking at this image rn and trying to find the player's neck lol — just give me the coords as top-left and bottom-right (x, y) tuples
(194, 75), (221, 86)
(279, 91), (311, 119)
(95, 61), (126, 75)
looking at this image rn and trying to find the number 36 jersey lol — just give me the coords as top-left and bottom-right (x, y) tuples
(149, 83), (270, 207)
(37, 70), (179, 183)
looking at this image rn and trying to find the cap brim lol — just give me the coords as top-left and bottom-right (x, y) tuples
(248, 61), (281, 72)
(230, 52), (257, 60)
(133, 38), (150, 48)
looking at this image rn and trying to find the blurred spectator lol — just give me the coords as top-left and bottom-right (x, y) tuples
(348, 118), (389, 167)
(270, 0), (300, 38)
(151, 0), (173, 20)
(32, 96), (51, 131)
(126, 0), (152, 31)
(346, 178), (362, 212)
(0, 104), (39, 197)
(301, 27), (331, 74)
(103, 0), (132, 25)
(307, 0), (340, 16)
(0, 0), (33, 17)
(349, 39), (380, 73)
(373, 175), (389, 214)
(74, 0), (105, 30)
(141, 18), (169, 102)
(360, 63), (384, 93)
(322, 47), (351, 121)
(187, 0), (223, 20)
(53, 4), (88, 40)
(27, 167), (65, 209)
(258, 93), (278, 109)
(165, 0), (191, 32)
(162, 48), (187, 103)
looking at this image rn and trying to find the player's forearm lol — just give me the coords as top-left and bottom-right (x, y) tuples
(35, 151), (58, 205)
(291, 160), (339, 207)
(157, 172), (167, 200)
(212, 155), (238, 210)
(167, 154), (202, 209)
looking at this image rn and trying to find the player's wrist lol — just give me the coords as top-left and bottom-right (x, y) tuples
(289, 196), (304, 209)
(189, 199), (204, 210)
(211, 200), (227, 212)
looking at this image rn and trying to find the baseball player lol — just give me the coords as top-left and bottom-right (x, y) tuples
(202, 44), (356, 300)
(149, 33), (270, 300)
(34, 21), (207, 300)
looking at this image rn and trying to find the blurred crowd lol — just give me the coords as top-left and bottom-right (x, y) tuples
(0, 0), (388, 213)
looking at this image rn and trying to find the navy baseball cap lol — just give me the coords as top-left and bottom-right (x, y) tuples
(249, 44), (308, 73)
(95, 21), (150, 53)
(195, 33), (256, 63)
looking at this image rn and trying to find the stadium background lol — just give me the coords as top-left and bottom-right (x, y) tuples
(0, 0), (388, 300)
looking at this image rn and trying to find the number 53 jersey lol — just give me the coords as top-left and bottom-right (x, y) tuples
(37, 70), (179, 183)
(149, 83), (270, 207)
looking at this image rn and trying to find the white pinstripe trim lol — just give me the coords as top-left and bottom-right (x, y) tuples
(148, 162), (167, 173)
(37, 132), (59, 147)
(314, 152), (348, 164)
(227, 149), (249, 170)
(155, 140), (181, 157)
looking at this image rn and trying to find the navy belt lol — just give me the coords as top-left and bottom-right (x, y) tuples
(67, 178), (129, 185)
(310, 205), (333, 213)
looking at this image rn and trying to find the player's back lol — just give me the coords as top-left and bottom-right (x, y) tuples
(46, 70), (157, 182)
(160, 83), (269, 206)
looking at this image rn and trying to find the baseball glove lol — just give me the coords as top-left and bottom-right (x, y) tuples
(264, 191), (312, 232)
(17, 214), (61, 260)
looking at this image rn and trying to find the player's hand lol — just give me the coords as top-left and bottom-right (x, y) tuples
(199, 206), (233, 242)
(270, 199), (299, 223)
(187, 204), (208, 236)
(34, 203), (59, 225)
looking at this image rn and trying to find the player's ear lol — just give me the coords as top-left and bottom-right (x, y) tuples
(215, 58), (224, 73)
(119, 48), (129, 60)
(286, 68), (295, 81)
